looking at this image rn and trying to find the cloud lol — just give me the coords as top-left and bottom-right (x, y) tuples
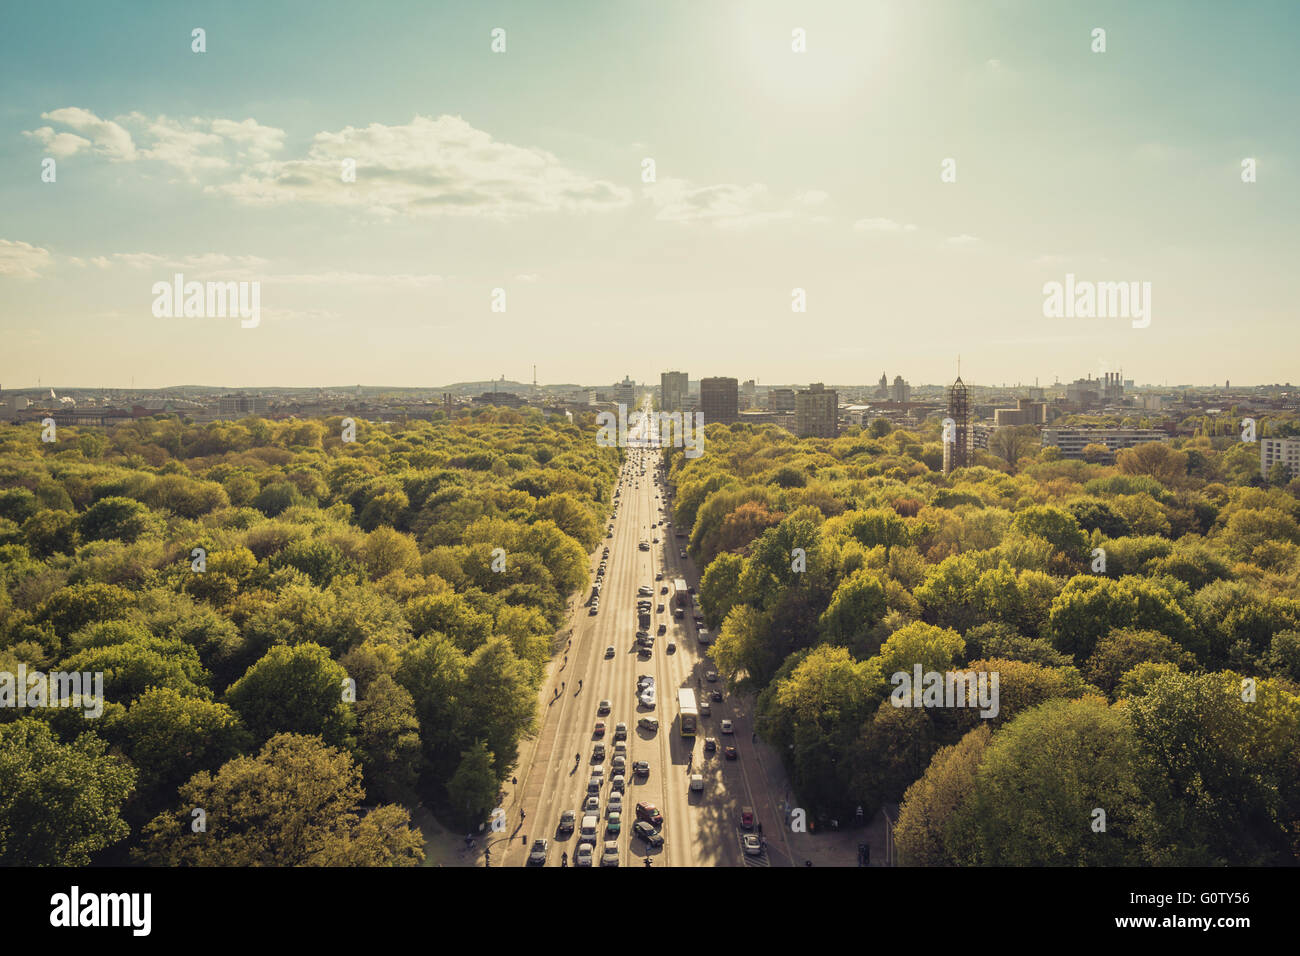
(91, 252), (270, 276)
(266, 271), (443, 287)
(25, 109), (285, 177)
(215, 114), (633, 218)
(853, 217), (917, 233)
(26, 107), (136, 160)
(941, 234), (980, 247)
(643, 178), (800, 227)
(0, 240), (53, 278)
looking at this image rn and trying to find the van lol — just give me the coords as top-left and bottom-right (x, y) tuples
(588, 775), (601, 794)
(580, 815), (599, 844)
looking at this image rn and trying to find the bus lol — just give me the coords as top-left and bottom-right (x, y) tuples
(672, 578), (690, 609)
(678, 688), (698, 737)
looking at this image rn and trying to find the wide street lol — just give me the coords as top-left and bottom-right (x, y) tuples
(502, 399), (796, 867)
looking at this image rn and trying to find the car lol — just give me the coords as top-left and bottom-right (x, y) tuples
(706, 671), (718, 683)
(592, 744), (605, 760)
(600, 840), (621, 867)
(655, 572), (663, 581)
(689, 774), (704, 792)
(527, 838), (549, 866)
(724, 745), (737, 760)
(607, 811), (622, 835)
(638, 585), (652, 596)
(614, 722), (627, 740)
(583, 795), (600, 813)
(673, 607), (684, 619)
(704, 737), (717, 753)
(633, 821), (664, 847)
(639, 692), (656, 709)
(611, 774), (626, 792)
(598, 700), (611, 716)
(605, 645), (615, 659)
(589, 606), (598, 616)
(587, 776), (602, 795)
(741, 807), (754, 829)
(700, 700), (711, 717)
(657, 604), (665, 613)
(679, 550), (687, 559)
(710, 690), (722, 702)
(575, 843), (594, 867)
(593, 722), (606, 738)
(637, 674), (654, 686)
(639, 542), (649, 551)
(606, 793), (623, 815)
(558, 810), (576, 834)
(637, 718), (658, 733)
(721, 719), (734, 734)
(636, 802), (663, 826)
(653, 538), (659, 543)
(660, 585), (669, 595)
(612, 755), (626, 774)
(742, 833), (762, 856)
(666, 641), (675, 653)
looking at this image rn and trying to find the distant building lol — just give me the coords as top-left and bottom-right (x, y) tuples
(473, 391), (526, 408)
(768, 388), (796, 414)
(795, 383), (838, 438)
(891, 375), (911, 404)
(876, 372), (889, 399)
(943, 377), (971, 474)
(613, 376), (637, 407)
(1040, 427), (1167, 461)
(660, 371), (689, 412)
(993, 398), (1048, 427)
(218, 393), (268, 418)
(700, 377), (738, 425)
(1261, 438), (1300, 480)
(741, 379), (756, 410)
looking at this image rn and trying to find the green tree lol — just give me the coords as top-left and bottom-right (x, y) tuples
(446, 739), (500, 830)
(0, 718), (135, 865)
(135, 733), (423, 866)
(224, 643), (356, 747)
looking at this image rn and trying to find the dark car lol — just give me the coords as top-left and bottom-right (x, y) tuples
(633, 821), (664, 847)
(724, 745), (738, 760)
(740, 807), (754, 829)
(657, 623), (667, 636)
(632, 760), (650, 776)
(703, 737), (717, 753)
(527, 838), (549, 866)
(710, 689), (722, 702)
(635, 802), (663, 826)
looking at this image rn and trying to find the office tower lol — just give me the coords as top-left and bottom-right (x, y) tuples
(943, 376), (971, 474)
(741, 379), (756, 410)
(891, 375), (911, 404)
(768, 388), (796, 414)
(795, 383), (838, 438)
(661, 371), (689, 412)
(700, 377), (738, 425)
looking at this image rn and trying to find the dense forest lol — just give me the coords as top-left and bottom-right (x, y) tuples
(672, 418), (1300, 865)
(0, 409), (617, 865)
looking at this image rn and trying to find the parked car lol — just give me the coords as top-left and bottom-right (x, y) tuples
(637, 718), (658, 733)
(636, 802), (663, 826)
(614, 723), (627, 740)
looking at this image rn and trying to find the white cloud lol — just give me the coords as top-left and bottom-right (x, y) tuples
(210, 118), (286, 160)
(29, 107), (136, 160)
(643, 178), (794, 227)
(942, 234), (980, 247)
(216, 114), (633, 218)
(23, 127), (92, 159)
(0, 240), (53, 278)
(266, 272), (443, 287)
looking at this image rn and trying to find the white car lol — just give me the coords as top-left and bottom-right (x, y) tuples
(576, 843), (595, 867)
(606, 793), (623, 815)
(742, 834), (763, 856)
(689, 774), (704, 792)
(600, 840), (620, 867)
(721, 720), (734, 734)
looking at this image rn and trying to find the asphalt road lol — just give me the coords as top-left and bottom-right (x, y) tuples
(505, 400), (792, 867)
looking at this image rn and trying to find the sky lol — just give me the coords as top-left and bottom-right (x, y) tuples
(1, 0), (1297, 390)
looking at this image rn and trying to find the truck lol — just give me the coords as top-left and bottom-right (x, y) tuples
(672, 578), (690, 610)
(678, 688), (698, 737)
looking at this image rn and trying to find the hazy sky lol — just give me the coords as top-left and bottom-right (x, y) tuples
(2, 0), (1296, 389)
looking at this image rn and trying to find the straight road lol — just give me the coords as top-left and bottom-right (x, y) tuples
(507, 400), (789, 866)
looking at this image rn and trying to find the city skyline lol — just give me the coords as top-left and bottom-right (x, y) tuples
(4, 0), (1298, 388)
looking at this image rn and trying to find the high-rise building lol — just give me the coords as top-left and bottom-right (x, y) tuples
(614, 376), (637, 407)
(700, 377), (738, 425)
(741, 379), (756, 410)
(891, 375), (911, 404)
(795, 383), (838, 438)
(943, 377), (971, 474)
(1261, 438), (1300, 480)
(768, 388), (796, 414)
(660, 371), (689, 412)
